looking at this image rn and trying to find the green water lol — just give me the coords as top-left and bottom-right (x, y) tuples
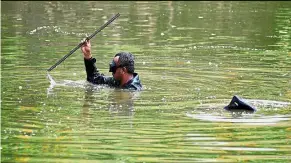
(1, 1), (291, 162)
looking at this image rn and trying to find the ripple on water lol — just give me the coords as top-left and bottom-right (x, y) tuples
(186, 99), (291, 125)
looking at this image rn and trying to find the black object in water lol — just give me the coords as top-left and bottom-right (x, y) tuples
(224, 95), (257, 113)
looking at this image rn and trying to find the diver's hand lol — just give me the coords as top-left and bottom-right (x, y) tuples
(81, 39), (92, 59)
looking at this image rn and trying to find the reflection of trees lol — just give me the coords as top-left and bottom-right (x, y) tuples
(170, 1), (280, 48)
(3, 0), (289, 100)
(2, 1), (289, 99)
(82, 86), (139, 125)
(274, 6), (291, 52)
(2, 1), (285, 49)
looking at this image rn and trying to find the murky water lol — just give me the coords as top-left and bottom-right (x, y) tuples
(2, 1), (291, 162)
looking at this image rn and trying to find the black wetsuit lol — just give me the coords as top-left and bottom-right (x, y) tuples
(84, 58), (142, 91)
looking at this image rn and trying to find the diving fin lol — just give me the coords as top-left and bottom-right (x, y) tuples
(224, 95), (257, 113)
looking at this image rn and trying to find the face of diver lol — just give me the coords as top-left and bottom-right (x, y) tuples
(109, 57), (124, 80)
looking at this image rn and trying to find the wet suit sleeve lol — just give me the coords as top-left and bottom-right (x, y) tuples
(84, 57), (117, 86)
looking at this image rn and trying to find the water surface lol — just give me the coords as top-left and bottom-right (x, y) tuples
(2, 1), (291, 162)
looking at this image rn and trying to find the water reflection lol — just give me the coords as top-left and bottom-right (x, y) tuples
(83, 86), (140, 117)
(186, 113), (291, 125)
(2, 1), (291, 162)
(47, 73), (139, 119)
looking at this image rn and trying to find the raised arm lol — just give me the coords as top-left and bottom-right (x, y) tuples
(81, 40), (117, 86)
(81, 39), (92, 59)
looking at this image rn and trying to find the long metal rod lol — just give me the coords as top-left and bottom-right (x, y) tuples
(47, 13), (120, 72)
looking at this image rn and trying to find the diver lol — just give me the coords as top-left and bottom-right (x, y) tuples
(81, 40), (142, 91)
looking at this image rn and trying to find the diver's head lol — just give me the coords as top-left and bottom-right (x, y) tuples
(109, 52), (135, 80)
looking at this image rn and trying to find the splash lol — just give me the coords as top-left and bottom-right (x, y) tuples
(46, 73), (86, 89)
(186, 98), (291, 125)
(47, 73), (57, 96)
(46, 73), (107, 97)
(185, 45), (264, 51)
(27, 25), (90, 37)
